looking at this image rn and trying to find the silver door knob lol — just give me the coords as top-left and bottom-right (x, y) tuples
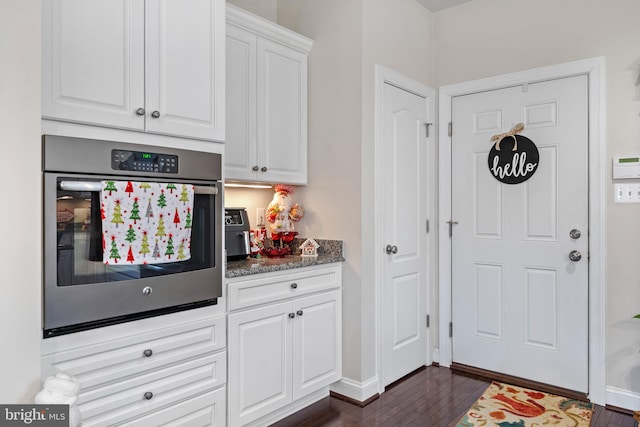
(385, 245), (398, 254)
(261, 166), (268, 172)
(135, 107), (145, 116)
(151, 110), (160, 118)
(569, 229), (582, 239)
(569, 250), (582, 262)
(252, 165), (259, 171)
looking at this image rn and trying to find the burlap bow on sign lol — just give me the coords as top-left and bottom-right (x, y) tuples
(491, 123), (525, 151)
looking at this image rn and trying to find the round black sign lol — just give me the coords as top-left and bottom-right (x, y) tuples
(487, 134), (539, 184)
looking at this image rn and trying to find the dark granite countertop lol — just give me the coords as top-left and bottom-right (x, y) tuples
(225, 238), (344, 278)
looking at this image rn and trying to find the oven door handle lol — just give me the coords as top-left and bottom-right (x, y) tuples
(58, 181), (218, 195)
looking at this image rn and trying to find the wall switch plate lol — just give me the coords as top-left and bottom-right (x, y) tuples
(256, 208), (265, 226)
(614, 183), (640, 203)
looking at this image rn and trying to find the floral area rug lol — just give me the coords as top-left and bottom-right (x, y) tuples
(456, 381), (593, 427)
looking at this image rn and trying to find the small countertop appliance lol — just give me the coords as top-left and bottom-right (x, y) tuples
(225, 208), (251, 261)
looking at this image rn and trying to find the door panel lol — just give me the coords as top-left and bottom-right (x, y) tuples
(228, 302), (292, 426)
(382, 82), (429, 387)
(146, 0), (224, 140)
(293, 291), (341, 400)
(451, 75), (588, 392)
(42, 0), (145, 129)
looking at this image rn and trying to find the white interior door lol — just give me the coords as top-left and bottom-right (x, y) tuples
(381, 81), (430, 387)
(451, 75), (589, 392)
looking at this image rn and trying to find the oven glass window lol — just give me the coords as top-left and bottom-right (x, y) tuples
(56, 179), (215, 286)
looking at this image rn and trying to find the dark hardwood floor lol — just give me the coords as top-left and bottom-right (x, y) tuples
(271, 366), (636, 427)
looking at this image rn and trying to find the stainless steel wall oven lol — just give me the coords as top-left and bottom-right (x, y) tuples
(43, 135), (222, 337)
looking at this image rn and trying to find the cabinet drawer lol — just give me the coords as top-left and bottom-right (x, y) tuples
(79, 351), (226, 427)
(42, 316), (225, 391)
(227, 265), (341, 311)
(119, 386), (226, 427)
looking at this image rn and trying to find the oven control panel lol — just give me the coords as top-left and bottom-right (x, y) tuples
(111, 149), (178, 173)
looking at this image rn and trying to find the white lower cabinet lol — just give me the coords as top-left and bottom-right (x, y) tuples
(41, 307), (226, 427)
(227, 264), (342, 426)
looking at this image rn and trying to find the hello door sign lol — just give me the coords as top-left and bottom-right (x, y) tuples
(487, 123), (539, 184)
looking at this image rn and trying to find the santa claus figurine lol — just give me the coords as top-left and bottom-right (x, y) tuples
(266, 184), (304, 243)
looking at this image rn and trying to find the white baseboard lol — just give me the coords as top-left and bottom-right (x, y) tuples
(606, 385), (640, 411)
(432, 348), (440, 364)
(330, 376), (379, 403)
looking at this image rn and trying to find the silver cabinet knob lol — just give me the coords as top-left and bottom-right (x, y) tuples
(151, 110), (160, 119)
(288, 313), (295, 319)
(296, 310), (303, 316)
(143, 349), (153, 358)
(142, 286), (152, 296)
(385, 245), (398, 254)
(290, 283), (298, 289)
(252, 166), (259, 171)
(570, 229), (582, 239)
(144, 392), (153, 400)
(135, 107), (145, 116)
(261, 166), (268, 172)
(569, 250), (582, 262)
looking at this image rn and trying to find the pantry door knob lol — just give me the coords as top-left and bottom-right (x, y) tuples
(569, 250), (582, 262)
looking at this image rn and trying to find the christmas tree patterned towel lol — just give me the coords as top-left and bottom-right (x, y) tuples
(101, 181), (194, 265)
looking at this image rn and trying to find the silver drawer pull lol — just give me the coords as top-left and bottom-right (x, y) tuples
(290, 283), (298, 289)
(296, 310), (303, 316)
(288, 313), (295, 319)
(144, 392), (153, 400)
(143, 349), (153, 358)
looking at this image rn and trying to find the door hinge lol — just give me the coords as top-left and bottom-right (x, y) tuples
(426, 219), (430, 234)
(425, 122), (433, 138)
(448, 122), (452, 137)
(426, 314), (430, 328)
(449, 322), (453, 338)
(446, 220), (458, 238)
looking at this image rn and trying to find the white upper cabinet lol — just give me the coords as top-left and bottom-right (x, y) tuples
(42, 0), (225, 142)
(225, 5), (312, 184)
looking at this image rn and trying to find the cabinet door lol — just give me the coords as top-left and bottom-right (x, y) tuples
(225, 24), (259, 182)
(42, 0), (145, 130)
(228, 301), (293, 427)
(292, 290), (342, 400)
(145, 0), (225, 141)
(257, 38), (308, 184)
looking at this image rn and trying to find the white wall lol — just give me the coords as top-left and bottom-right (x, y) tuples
(361, 0), (434, 381)
(434, 0), (640, 403)
(226, 0), (277, 21)
(278, 0), (434, 391)
(277, 0), (366, 384)
(0, 0), (42, 403)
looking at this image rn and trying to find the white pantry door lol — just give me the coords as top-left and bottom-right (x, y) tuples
(451, 75), (589, 392)
(381, 82), (429, 387)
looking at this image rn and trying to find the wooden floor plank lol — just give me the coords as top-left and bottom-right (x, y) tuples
(271, 366), (635, 427)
